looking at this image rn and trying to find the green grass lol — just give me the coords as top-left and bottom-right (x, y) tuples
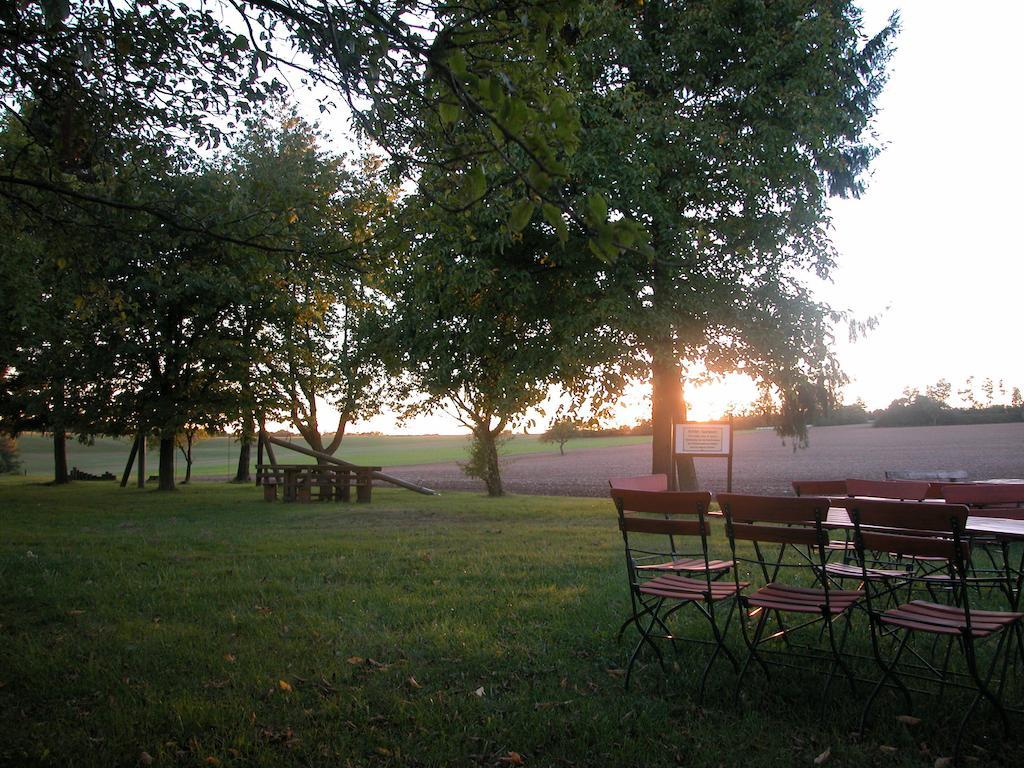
(0, 481), (1018, 766)
(11, 433), (648, 480)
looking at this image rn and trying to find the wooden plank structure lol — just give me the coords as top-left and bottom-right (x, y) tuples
(257, 463), (378, 503)
(256, 432), (437, 501)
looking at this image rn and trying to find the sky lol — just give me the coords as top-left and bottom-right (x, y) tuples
(311, 1), (1024, 435)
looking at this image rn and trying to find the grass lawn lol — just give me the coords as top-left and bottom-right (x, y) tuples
(12, 433), (649, 480)
(0, 480), (1017, 766)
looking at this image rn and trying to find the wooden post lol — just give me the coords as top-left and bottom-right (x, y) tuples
(120, 436), (139, 488)
(256, 432), (265, 485)
(136, 433), (146, 488)
(262, 430), (278, 466)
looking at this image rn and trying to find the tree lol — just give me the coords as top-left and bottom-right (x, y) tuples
(541, 418), (579, 455)
(4, 0), (632, 255)
(925, 379), (952, 406)
(958, 376), (978, 409)
(176, 426), (208, 485)
(563, 1), (897, 486)
(380, 200), (609, 496)
(1013, 388), (1023, 409)
(224, 117), (392, 463)
(0, 113), (121, 482)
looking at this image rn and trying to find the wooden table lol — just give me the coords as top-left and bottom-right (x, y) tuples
(256, 464), (381, 503)
(826, 505), (1024, 607)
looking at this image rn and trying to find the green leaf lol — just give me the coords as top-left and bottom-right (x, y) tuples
(585, 193), (608, 224)
(232, 34), (250, 51)
(439, 101), (460, 126)
(447, 50), (468, 78)
(467, 166), (487, 201)
(508, 198), (535, 232)
(542, 203), (568, 243)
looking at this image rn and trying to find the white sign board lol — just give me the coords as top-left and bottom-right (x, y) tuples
(675, 423), (731, 456)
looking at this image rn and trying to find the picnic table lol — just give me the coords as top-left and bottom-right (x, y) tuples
(256, 463), (381, 503)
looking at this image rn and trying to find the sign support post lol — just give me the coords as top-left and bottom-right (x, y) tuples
(673, 415), (734, 492)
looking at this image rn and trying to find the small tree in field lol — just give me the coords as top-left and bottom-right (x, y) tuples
(541, 419), (579, 456)
(177, 426), (208, 485)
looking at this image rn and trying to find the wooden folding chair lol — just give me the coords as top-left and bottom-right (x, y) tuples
(610, 488), (747, 696)
(718, 494), (864, 705)
(793, 479), (855, 560)
(850, 499), (1024, 760)
(944, 484), (1024, 607)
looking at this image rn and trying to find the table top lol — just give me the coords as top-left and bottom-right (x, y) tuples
(826, 506), (1024, 540)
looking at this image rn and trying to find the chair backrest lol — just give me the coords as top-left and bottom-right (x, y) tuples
(717, 493), (827, 547)
(792, 479), (847, 497)
(848, 499), (971, 571)
(609, 474), (670, 492)
(943, 483), (1024, 509)
(610, 489), (712, 537)
(846, 478), (930, 501)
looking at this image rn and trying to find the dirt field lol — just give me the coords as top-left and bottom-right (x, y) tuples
(385, 422), (1024, 497)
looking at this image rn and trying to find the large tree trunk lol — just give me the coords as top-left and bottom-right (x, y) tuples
(53, 427), (69, 485)
(650, 349), (681, 484)
(479, 428), (504, 497)
(233, 410), (254, 482)
(650, 350), (698, 491)
(158, 435), (176, 491)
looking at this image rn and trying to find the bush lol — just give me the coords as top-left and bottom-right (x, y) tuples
(0, 436), (21, 474)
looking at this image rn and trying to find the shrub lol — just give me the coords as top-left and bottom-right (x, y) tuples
(0, 436), (21, 474)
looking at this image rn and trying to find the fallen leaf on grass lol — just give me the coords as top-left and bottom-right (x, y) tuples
(68, 609), (85, 616)
(346, 656), (364, 665)
(473, 686), (485, 697)
(533, 700), (574, 710)
(879, 746), (898, 754)
(935, 758), (953, 768)
(813, 748), (831, 765)
(375, 747), (392, 757)
(139, 751), (154, 765)
(203, 678), (231, 689)
(499, 751), (525, 765)
(896, 714), (922, 726)
(223, 654), (235, 663)
(605, 668), (625, 678)
(278, 680), (293, 692)
(407, 676), (422, 689)
(204, 758), (221, 766)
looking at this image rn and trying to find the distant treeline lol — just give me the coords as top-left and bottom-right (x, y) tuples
(872, 400), (1023, 428)
(572, 380), (1024, 435)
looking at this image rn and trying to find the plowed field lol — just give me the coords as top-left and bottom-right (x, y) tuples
(385, 422), (1024, 497)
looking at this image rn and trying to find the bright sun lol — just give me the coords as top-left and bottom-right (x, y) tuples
(606, 373), (762, 426)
